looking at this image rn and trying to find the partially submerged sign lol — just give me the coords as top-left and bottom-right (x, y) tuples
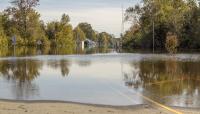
(37, 40), (42, 45)
(11, 35), (16, 46)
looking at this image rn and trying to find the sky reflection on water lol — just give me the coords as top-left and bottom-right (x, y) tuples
(0, 54), (200, 108)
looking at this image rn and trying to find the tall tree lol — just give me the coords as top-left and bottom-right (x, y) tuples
(61, 14), (70, 25)
(0, 13), (8, 47)
(180, 2), (200, 48)
(4, 0), (47, 45)
(97, 32), (115, 48)
(78, 23), (97, 41)
(46, 14), (75, 48)
(73, 26), (86, 45)
(124, 0), (197, 50)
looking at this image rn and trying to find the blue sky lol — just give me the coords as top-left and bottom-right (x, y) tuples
(0, 0), (141, 37)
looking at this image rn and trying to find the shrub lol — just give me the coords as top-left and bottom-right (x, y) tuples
(165, 32), (178, 54)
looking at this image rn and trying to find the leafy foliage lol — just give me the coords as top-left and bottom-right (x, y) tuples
(97, 32), (115, 48)
(0, 0), (116, 48)
(123, 0), (200, 52)
(165, 32), (178, 54)
(3, 0), (49, 46)
(73, 26), (86, 42)
(0, 14), (8, 47)
(46, 14), (75, 48)
(77, 23), (97, 41)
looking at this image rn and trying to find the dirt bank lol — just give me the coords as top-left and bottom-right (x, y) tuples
(0, 100), (199, 114)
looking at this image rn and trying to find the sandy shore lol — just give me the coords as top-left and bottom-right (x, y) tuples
(0, 100), (199, 114)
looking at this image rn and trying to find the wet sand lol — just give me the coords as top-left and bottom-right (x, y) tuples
(0, 100), (200, 114)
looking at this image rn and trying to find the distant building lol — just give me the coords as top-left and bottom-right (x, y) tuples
(84, 39), (96, 48)
(76, 39), (96, 50)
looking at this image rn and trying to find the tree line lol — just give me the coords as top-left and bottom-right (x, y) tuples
(123, 0), (200, 53)
(0, 0), (115, 49)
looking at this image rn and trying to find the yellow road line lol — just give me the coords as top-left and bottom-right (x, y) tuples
(137, 93), (183, 114)
(106, 82), (183, 114)
(145, 78), (186, 86)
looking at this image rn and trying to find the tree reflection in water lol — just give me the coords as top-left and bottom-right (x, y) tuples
(48, 59), (71, 77)
(0, 58), (72, 99)
(0, 46), (114, 57)
(0, 60), (42, 83)
(123, 59), (200, 107)
(0, 59), (42, 99)
(77, 60), (91, 67)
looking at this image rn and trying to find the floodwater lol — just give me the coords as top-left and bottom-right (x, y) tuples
(0, 48), (200, 108)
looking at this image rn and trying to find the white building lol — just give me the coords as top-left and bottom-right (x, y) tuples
(84, 39), (96, 48)
(76, 39), (96, 50)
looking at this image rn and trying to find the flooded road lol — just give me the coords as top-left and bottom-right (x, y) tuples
(0, 53), (200, 108)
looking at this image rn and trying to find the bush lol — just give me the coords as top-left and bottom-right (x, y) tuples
(0, 29), (8, 47)
(165, 32), (178, 54)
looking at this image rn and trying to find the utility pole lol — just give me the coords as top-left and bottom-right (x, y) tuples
(153, 20), (155, 53)
(120, 4), (124, 80)
(121, 4), (124, 35)
(152, 1), (155, 54)
(12, 35), (16, 56)
(121, 4), (125, 49)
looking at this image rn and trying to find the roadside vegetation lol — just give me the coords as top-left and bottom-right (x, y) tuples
(0, 0), (115, 49)
(123, 0), (200, 53)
